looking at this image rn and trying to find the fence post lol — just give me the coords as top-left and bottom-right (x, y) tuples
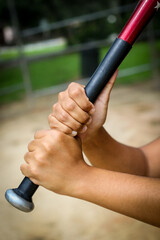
(7, 0), (33, 104)
(80, 47), (99, 78)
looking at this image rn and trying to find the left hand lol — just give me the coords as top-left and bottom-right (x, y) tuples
(20, 129), (89, 196)
(48, 70), (118, 143)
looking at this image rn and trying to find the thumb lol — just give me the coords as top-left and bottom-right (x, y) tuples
(95, 69), (119, 106)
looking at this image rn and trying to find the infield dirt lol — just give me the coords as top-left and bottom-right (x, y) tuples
(0, 82), (160, 240)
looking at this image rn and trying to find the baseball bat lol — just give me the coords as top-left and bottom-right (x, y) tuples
(5, 0), (159, 212)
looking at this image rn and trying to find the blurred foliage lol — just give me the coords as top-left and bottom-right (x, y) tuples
(0, 0), (135, 28)
(0, 0), (159, 45)
(0, 0), (137, 45)
(0, 1), (159, 105)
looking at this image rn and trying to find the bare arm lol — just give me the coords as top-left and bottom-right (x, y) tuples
(141, 138), (160, 177)
(21, 130), (160, 228)
(76, 166), (160, 228)
(82, 127), (149, 176)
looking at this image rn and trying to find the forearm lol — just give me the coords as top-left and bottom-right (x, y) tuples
(82, 127), (148, 176)
(73, 166), (160, 227)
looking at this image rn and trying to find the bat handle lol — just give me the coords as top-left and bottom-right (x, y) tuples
(5, 38), (132, 213)
(5, 177), (38, 212)
(85, 38), (132, 102)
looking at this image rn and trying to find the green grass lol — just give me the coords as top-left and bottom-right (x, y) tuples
(30, 53), (80, 90)
(0, 40), (159, 105)
(0, 53), (80, 104)
(1, 44), (66, 60)
(0, 66), (23, 88)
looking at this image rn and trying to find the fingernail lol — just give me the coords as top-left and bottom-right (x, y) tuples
(89, 107), (95, 115)
(72, 131), (77, 137)
(80, 125), (87, 133)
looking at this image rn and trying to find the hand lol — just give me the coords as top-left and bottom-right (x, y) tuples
(20, 129), (89, 196)
(48, 70), (119, 142)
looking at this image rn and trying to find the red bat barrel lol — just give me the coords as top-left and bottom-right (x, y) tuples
(5, 0), (159, 212)
(85, 0), (159, 102)
(119, 0), (159, 45)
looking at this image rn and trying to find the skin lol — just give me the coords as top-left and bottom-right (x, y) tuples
(21, 70), (160, 227)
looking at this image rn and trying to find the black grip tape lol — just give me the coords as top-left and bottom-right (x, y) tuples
(85, 38), (132, 103)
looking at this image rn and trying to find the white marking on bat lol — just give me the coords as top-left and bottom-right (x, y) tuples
(155, 1), (160, 10)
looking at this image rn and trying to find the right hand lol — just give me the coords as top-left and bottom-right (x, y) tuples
(21, 129), (89, 196)
(48, 70), (118, 142)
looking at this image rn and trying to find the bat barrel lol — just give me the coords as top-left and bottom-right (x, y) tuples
(119, 0), (158, 45)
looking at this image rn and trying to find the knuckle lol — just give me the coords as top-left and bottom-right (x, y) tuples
(52, 103), (58, 112)
(30, 165), (39, 177)
(65, 101), (75, 112)
(33, 151), (40, 161)
(81, 98), (93, 112)
(79, 112), (90, 123)
(33, 152), (46, 167)
(69, 85), (82, 98)
(42, 140), (52, 153)
(86, 100), (93, 109)
(58, 91), (65, 100)
(73, 122), (82, 131)
(48, 115), (55, 128)
(34, 130), (46, 139)
(59, 111), (68, 122)
(63, 127), (72, 135)
(68, 82), (77, 89)
(59, 125), (72, 134)
(37, 157), (45, 167)
(83, 113), (90, 122)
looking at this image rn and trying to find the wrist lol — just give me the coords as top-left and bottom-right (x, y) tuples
(82, 127), (106, 148)
(70, 164), (94, 199)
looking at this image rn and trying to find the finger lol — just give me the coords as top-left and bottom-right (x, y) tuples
(58, 93), (91, 124)
(52, 103), (86, 131)
(24, 152), (32, 164)
(27, 140), (37, 152)
(67, 82), (94, 113)
(20, 162), (39, 186)
(48, 114), (77, 136)
(20, 162), (31, 178)
(105, 69), (119, 95)
(96, 69), (119, 105)
(34, 129), (49, 139)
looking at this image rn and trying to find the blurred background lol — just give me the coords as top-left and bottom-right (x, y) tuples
(0, 0), (160, 240)
(0, 0), (160, 105)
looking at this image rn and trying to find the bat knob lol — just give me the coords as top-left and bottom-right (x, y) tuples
(5, 189), (34, 212)
(5, 177), (39, 212)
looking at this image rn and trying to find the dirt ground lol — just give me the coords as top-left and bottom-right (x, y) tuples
(0, 82), (160, 240)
